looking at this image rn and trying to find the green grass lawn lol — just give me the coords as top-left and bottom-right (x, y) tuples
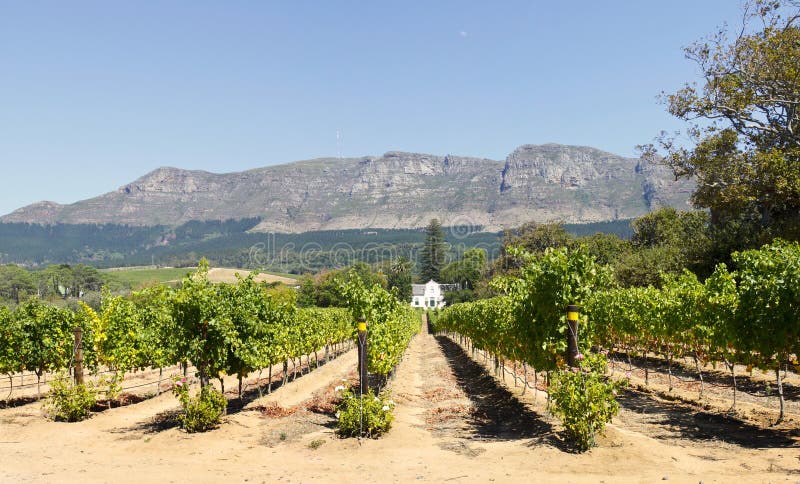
(102, 267), (195, 287)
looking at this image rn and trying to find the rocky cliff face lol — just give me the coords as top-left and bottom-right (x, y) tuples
(1, 144), (693, 232)
(495, 144), (692, 223)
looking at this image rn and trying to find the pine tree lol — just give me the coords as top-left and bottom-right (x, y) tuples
(419, 219), (446, 282)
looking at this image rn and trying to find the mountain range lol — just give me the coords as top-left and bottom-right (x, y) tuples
(1, 144), (693, 233)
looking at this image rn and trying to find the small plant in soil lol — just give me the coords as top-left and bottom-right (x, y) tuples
(549, 353), (626, 452)
(335, 385), (395, 438)
(172, 377), (227, 433)
(43, 372), (96, 422)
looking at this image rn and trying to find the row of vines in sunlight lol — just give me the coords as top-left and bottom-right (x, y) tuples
(431, 240), (800, 450)
(0, 259), (420, 434)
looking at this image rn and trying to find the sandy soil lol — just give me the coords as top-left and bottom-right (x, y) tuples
(159, 267), (296, 285)
(1, 321), (798, 483)
(204, 268), (297, 285)
(606, 351), (800, 426)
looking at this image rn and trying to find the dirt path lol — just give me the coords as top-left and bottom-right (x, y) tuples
(431, 330), (800, 481)
(0, 347), (357, 483)
(1, 320), (798, 483)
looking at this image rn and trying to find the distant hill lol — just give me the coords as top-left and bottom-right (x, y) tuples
(0, 219), (633, 270)
(1, 143), (693, 231)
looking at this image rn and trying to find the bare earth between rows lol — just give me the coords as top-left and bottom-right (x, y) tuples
(1, 322), (798, 483)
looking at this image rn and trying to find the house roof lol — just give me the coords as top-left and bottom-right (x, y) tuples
(412, 284), (426, 296)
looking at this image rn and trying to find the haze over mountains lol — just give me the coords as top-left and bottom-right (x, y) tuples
(1, 144), (693, 233)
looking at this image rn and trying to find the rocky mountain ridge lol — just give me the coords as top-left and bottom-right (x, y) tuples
(1, 144), (693, 232)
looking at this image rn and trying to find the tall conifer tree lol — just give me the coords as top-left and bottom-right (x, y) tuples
(419, 219), (446, 282)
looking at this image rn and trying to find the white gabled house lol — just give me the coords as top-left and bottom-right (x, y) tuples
(411, 280), (445, 308)
(410, 280), (461, 309)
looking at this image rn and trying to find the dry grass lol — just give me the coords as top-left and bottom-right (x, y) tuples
(421, 387), (462, 403)
(258, 403), (298, 418)
(205, 268), (297, 284)
(425, 404), (470, 425)
(305, 391), (338, 414)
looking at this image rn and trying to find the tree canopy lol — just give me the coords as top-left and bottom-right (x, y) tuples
(419, 219), (447, 282)
(643, 0), (800, 245)
(440, 248), (486, 290)
(0, 265), (36, 303)
(386, 256), (413, 302)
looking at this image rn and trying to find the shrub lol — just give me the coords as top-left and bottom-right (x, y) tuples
(549, 353), (625, 452)
(172, 377), (227, 433)
(335, 386), (394, 438)
(43, 372), (96, 422)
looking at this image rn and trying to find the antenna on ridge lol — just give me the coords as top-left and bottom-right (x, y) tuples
(336, 129), (343, 159)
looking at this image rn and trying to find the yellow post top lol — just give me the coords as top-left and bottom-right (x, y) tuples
(357, 322), (367, 332)
(566, 304), (580, 321)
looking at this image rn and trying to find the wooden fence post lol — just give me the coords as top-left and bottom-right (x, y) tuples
(357, 317), (368, 395)
(74, 327), (84, 386)
(566, 305), (580, 367)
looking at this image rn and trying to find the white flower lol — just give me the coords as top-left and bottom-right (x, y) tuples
(373, 397), (380, 402)
(335, 412), (341, 418)
(334, 385), (345, 392)
(387, 400), (394, 405)
(382, 405), (390, 411)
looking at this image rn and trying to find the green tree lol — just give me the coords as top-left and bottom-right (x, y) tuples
(36, 265), (73, 299)
(440, 248), (487, 303)
(508, 222), (574, 254)
(296, 275), (317, 307)
(495, 222), (574, 274)
(643, 0), (800, 245)
(580, 232), (631, 266)
(614, 208), (712, 285)
(70, 264), (104, 296)
(419, 219), (447, 282)
(630, 208), (707, 250)
(0, 265), (36, 303)
(386, 256), (413, 302)
(613, 245), (684, 288)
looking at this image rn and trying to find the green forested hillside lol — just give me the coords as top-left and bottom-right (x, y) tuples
(0, 219), (632, 272)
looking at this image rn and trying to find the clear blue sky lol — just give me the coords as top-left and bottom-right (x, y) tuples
(0, 1), (745, 216)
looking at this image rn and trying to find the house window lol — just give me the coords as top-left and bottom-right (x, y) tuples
(429, 298), (436, 307)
